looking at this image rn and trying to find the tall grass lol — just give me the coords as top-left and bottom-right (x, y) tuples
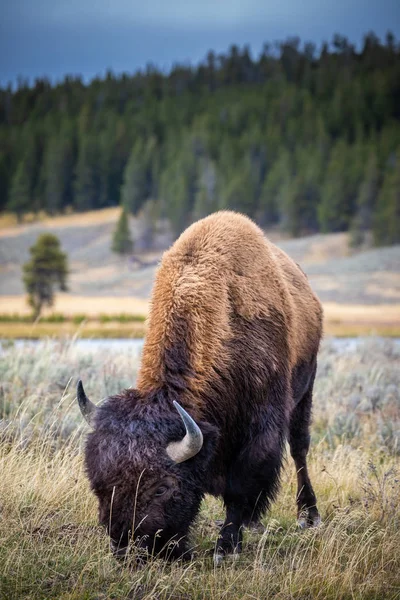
(0, 338), (399, 599)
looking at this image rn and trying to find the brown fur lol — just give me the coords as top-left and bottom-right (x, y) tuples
(137, 211), (322, 405)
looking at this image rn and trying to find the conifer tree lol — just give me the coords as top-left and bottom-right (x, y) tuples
(7, 160), (31, 221)
(74, 135), (100, 211)
(121, 141), (149, 215)
(44, 130), (75, 214)
(318, 140), (361, 232)
(350, 151), (380, 246)
(191, 157), (217, 220)
(373, 153), (400, 245)
(23, 233), (68, 318)
(160, 148), (197, 235)
(258, 151), (292, 227)
(0, 148), (11, 213)
(111, 208), (134, 255)
(7, 131), (39, 220)
(137, 199), (159, 250)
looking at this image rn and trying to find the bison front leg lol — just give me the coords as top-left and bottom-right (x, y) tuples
(214, 505), (244, 564)
(215, 436), (284, 564)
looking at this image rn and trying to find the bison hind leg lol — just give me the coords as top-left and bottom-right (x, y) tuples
(289, 378), (321, 529)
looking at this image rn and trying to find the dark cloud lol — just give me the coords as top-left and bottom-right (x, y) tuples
(1, 0), (399, 85)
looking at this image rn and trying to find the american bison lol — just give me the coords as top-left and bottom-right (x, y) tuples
(77, 211), (322, 562)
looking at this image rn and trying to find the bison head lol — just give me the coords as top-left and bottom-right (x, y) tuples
(77, 381), (218, 560)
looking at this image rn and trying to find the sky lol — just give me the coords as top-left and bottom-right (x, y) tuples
(1, 0), (400, 86)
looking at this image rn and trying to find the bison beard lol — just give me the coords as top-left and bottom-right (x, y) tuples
(77, 211), (322, 563)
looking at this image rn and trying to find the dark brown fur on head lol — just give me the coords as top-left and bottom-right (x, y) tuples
(84, 388), (218, 559)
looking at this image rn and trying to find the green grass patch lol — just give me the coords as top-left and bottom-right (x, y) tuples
(0, 321), (146, 339)
(0, 312), (146, 323)
(0, 312), (147, 339)
(99, 313), (147, 324)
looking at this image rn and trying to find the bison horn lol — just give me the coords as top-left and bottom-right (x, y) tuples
(166, 401), (203, 463)
(76, 380), (98, 426)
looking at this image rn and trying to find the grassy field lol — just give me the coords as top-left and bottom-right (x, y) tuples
(1, 207), (400, 339)
(0, 338), (399, 599)
(0, 300), (399, 338)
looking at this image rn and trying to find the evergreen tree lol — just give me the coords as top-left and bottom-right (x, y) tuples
(43, 129), (75, 214)
(258, 151), (292, 226)
(318, 140), (362, 232)
(286, 148), (322, 235)
(97, 116), (129, 208)
(23, 233), (68, 318)
(7, 160), (31, 221)
(74, 135), (100, 211)
(6, 131), (40, 220)
(373, 152), (400, 245)
(219, 163), (257, 215)
(193, 158), (217, 220)
(282, 175), (319, 237)
(350, 151), (380, 246)
(137, 199), (159, 250)
(111, 208), (134, 255)
(159, 146), (197, 235)
(120, 141), (149, 215)
(0, 147), (11, 213)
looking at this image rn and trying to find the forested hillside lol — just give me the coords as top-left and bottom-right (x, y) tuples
(1, 33), (399, 244)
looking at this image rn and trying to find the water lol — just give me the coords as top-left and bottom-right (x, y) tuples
(2, 336), (399, 356)
(0, 337), (145, 356)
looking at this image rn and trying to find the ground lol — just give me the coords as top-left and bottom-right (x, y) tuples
(1, 209), (400, 336)
(0, 337), (399, 599)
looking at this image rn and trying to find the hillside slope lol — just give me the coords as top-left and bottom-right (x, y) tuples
(1, 210), (399, 307)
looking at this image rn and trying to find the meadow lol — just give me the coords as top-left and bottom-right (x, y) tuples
(1, 209), (400, 339)
(0, 337), (399, 599)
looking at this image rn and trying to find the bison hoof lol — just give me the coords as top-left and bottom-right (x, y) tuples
(298, 513), (321, 529)
(213, 551), (225, 567)
(247, 521), (265, 533)
(213, 550), (240, 567)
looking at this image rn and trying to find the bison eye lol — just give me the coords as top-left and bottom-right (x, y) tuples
(154, 485), (168, 497)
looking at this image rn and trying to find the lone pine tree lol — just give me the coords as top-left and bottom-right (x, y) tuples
(23, 233), (68, 319)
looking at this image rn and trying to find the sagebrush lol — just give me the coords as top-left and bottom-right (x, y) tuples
(0, 338), (399, 599)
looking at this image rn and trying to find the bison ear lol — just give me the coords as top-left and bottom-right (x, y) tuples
(76, 380), (98, 427)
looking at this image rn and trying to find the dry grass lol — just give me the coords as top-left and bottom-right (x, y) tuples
(0, 338), (399, 599)
(323, 303), (400, 323)
(0, 295), (149, 317)
(323, 302), (400, 337)
(0, 211), (49, 230)
(279, 232), (351, 264)
(0, 297), (399, 338)
(323, 323), (400, 337)
(0, 207), (120, 238)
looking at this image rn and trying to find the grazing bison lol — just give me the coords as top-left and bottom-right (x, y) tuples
(77, 211), (322, 562)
